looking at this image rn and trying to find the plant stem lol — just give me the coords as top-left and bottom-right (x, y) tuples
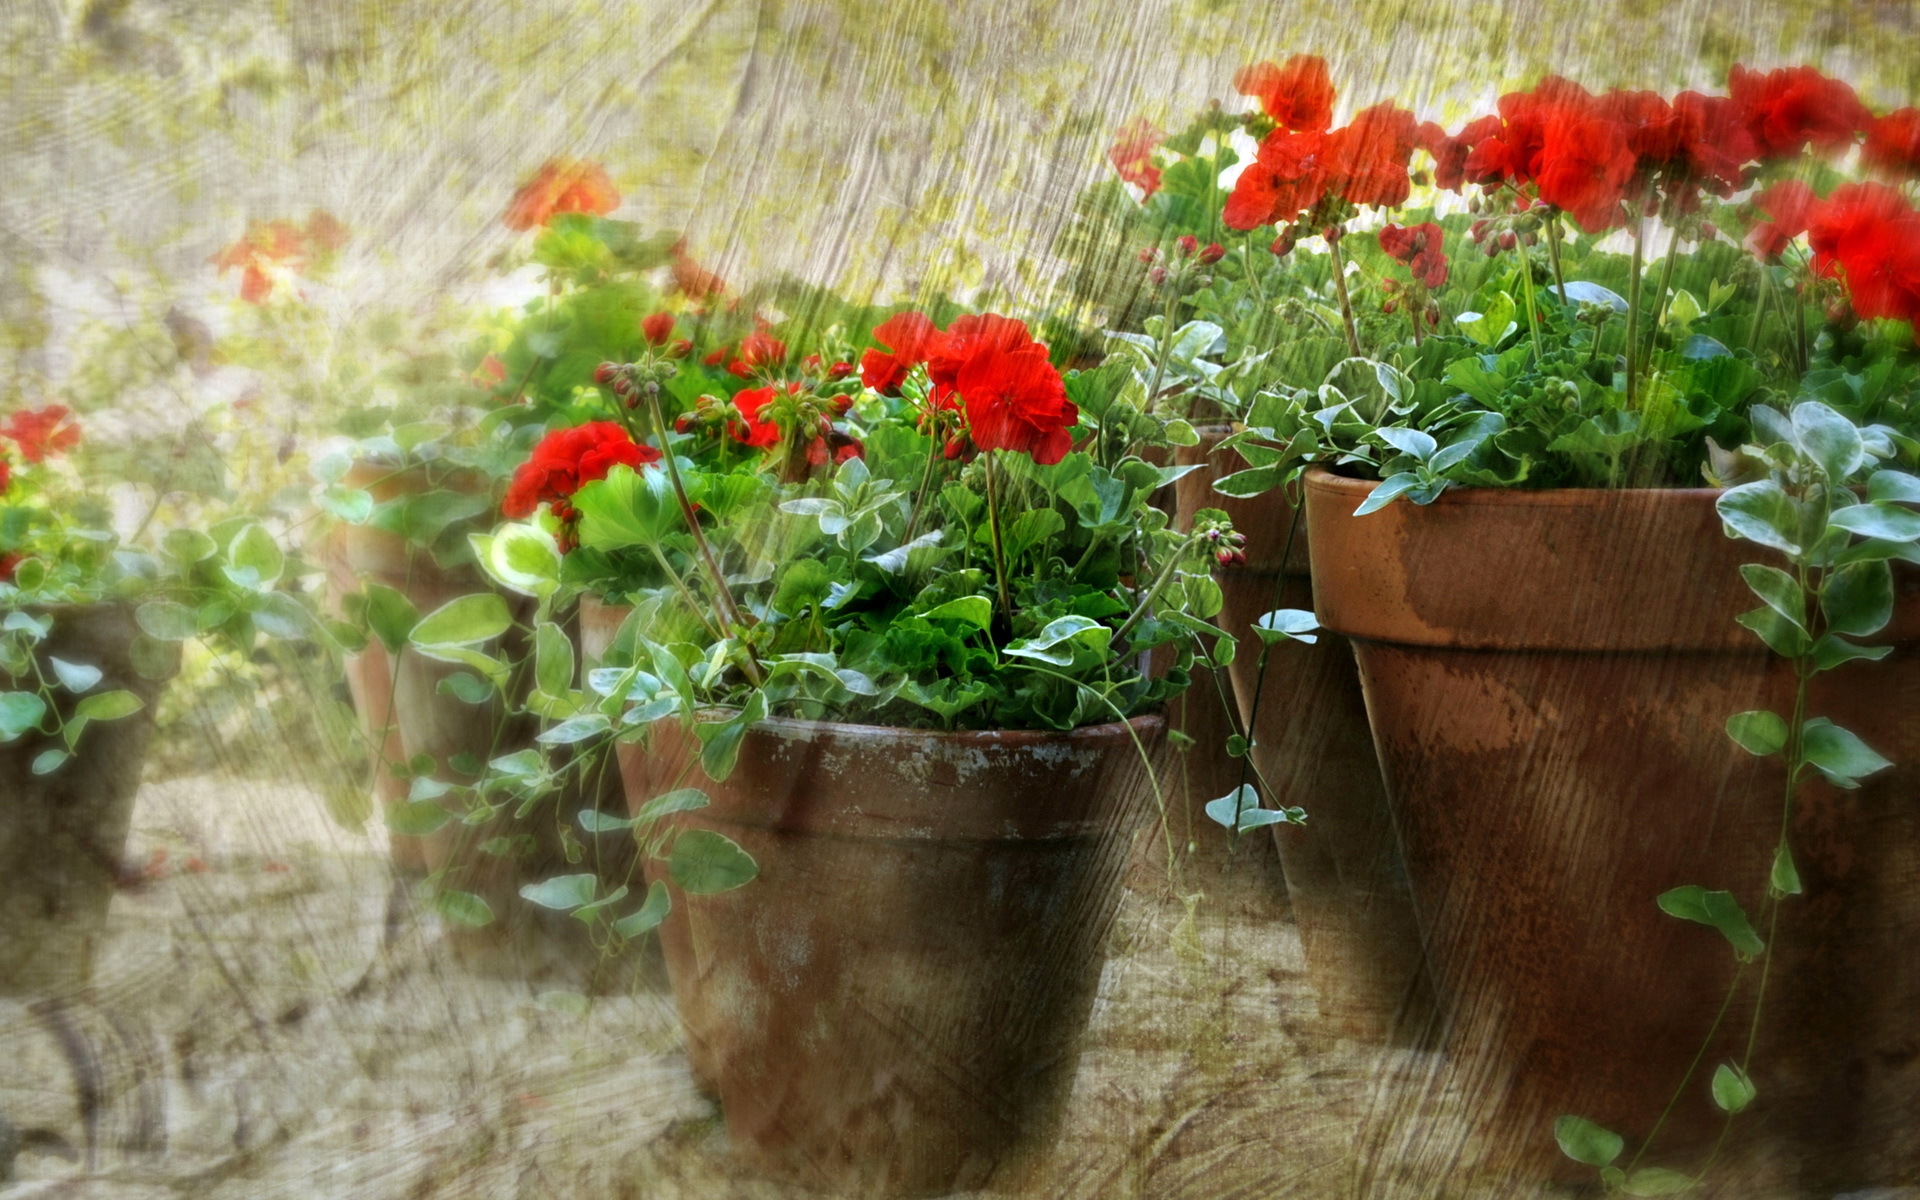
(902, 429), (943, 544)
(1326, 235), (1363, 358)
(1625, 215), (1647, 411)
(642, 389), (760, 685)
(1111, 530), (1205, 648)
(1644, 218), (1682, 366)
(982, 453), (1015, 630)
(1518, 243), (1545, 363)
(1230, 505), (1302, 805)
(1545, 212), (1568, 306)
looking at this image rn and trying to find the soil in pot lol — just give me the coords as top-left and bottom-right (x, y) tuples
(1177, 433), (1433, 1044)
(1305, 467), (1920, 1192)
(620, 709), (1164, 1197)
(1, 603), (178, 998)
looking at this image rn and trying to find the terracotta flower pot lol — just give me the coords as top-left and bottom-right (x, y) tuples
(1, 603), (177, 997)
(588, 630), (1162, 1196)
(1179, 432), (1432, 1042)
(326, 466), (635, 990)
(1305, 466), (1920, 1190)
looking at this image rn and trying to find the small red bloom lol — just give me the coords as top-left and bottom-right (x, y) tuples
(860, 311), (946, 395)
(475, 354), (508, 386)
(703, 345), (729, 367)
(1326, 102), (1419, 208)
(502, 422), (658, 522)
(1533, 103), (1636, 232)
(1197, 242), (1226, 265)
(0, 552), (18, 582)
(2, 405), (82, 463)
(1233, 55), (1335, 133)
(1728, 65), (1871, 161)
(1108, 117), (1164, 199)
(1807, 182), (1920, 325)
(1223, 129), (1333, 230)
(730, 384), (790, 448)
(1175, 234), (1199, 257)
(1747, 180), (1818, 261)
(1864, 108), (1920, 180)
(1379, 222), (1449, 289)
(210, 219), (308, 304)
(640, 312), (675, 346)
(728, 331), (787, 379)
(934, 316), (1077, 465)
(502, 158), (620, 231)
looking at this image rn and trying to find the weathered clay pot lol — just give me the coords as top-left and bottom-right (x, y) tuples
(0, 603), (177, 997)
(328, 469), (635, 990)
(1179, 432), (1432, 1042)
(1306, 467), (1920, 1190)
(625, 702), (1163, 1196)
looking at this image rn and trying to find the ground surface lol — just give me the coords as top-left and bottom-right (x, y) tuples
(0, 774), (1906, 1200)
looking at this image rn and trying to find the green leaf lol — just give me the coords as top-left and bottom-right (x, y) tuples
(1212, 466), (1286, 498)
(163, 528), (217, 563)
(317, 485), (374, 524)
(1252, 609), (1320, 645)
(534, 621), (574, 699)
(519, 873), (599, 911)
(920, 596), (993, 629)
(577, 808), (636, 833)
(433, 890), (495, 928)
(1738, 564), (1805, 631)
(1710, 1062), (1756, 1114)
(437, 672), (495, 704)
(1829, 503), (1920, 542)
(31, 748), (69, 775)
(1375, 427), (1437, 462)
(136, 600), (200, 641)
(1790, 400), (1865, 481)
(1823, 560), (1894, 637)
(1004, 509), (1065, 564)
(227, 523), (286, 586)
(1799, 717), (1892, 788)
(74, 689), (143, 722)
(1622, 1167), (1695, 1196)
(1771, 843), (1802, 896)
(1717, 481), (1803, 555)
(481, 524), (564, 598)
(1658, 886), (1765, 957)
(612, 880), (671, 938)
(385, 800), (452, 836)
(537, 715), (610, 745)
(1353, 472), (1423, 516)
(1810, 633), (1893, 672)
(574, 465), (680, 550)
(1725, 710), (1787, 757)
(48, 656), (102, 693)
(1458, 290), (1516, 347)
(1866, 469), (1920, 504)
(1735, 605), (1811, 657)
(636, 787), (710, 821)
(1553, 1115), (1624, 1167)
(1005, 615), (1110, 665)
(668, 829), (759, 894)
(410, 593), (513, 647)
(363, 584), (420, 655)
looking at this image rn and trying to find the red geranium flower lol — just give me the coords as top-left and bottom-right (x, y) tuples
(1234, 55), (1335, 133)
(1747, 180), (1819, 261)
(1419, 115), (1502, 192)
(731, 384), (795, 448)
(502, 158), (620, 231)
(860, 311), (947, 395)
(1533, 103), (1636, 232)
(1461, 77), (1599, 188)
(501, 421), (657, 521)
(2, 405), (82, 463)
(931, 315), (1076, 465)
(1728, 65), (1870, 161)
(728, 330), (787, 379)
(1222, 129), (1333, 231)
(1108, 118), (1164, 199)
(1379, 223), (1449, 289)
(641, 312), (675, 346)
(1667, 91), (1757, 200)
(1864, 108), (1920, 179)
(1807, 182), (1920, 325)
(210, 219), (308, 304)
(1326, 103), (1418, 208)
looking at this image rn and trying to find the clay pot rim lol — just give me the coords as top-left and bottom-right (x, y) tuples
(1305, 465), (1725, 508)
(715, 710), (1165, 748)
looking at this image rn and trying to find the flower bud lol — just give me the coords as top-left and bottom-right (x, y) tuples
(1270, 230), (1298, 258)
(1175, 234), (1199, 257)
(668, 339), (693, 358)
(943, 435), (969, 460)
(593, 362), (619, 385)
(829, 361), (854, 380)
(1497, 230), (1517, 250)
(1147, 266), (1168, 287)
(1137, 246), (1159, 264)
(1197, 242), (1226, 265)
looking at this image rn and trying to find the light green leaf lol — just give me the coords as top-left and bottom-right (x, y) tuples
(668, 829), (759, 894)
(1800, 717), (1892, 788)
(74, 689), (143, 722)
(1771, 843), (1802, 896)
(1711, 1063), (1756, 1114)
(577, 808), (636, 833)
(534, 621), (574, 699)
(433, 890), (495, 928)
(410, 593), (513, 647)
(537, 714), (610, 745)
(1717, 481), (1803, 555)
(385, 800), (452, 836)
(519, 873), (599, 911)
(362, 584), (420, 655)
(1790, 400), (1865, 482)
(227, 522), (286, 586)
(1252, 609), (1319, 646)
(1829, 503), (1920, 542)
(1866, 469), (1920, 505)
(613, 880), (672, 938)
(437, 672), (495, 704)
(48, 656), (102, 693)
(136, 600), (200, 641)
(1724, 710), (1787, 757)
(1823, 560), (1894, 637)
(1658, 886), (1764, 957)
(1553, 1115), (1624, 1167)
(636, 787), (711, 821)
(1623, 1167), (1695, 1196)
(481, 523), (564, 598)
(920, 596), (993, 629)
(1738, 564), (1805, 631)
(31, 748), (69, 775)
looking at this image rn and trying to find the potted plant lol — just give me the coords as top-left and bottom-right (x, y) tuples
(1083, 61), (1436, 1036)
(1224, 60), (1920, 1190)
(0, 403), (326, 996)
(471, 306), (1287, 1194)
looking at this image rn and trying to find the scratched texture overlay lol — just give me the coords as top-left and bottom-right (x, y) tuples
(3, 2), (1919, 1198)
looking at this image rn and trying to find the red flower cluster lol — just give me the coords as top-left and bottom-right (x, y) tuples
(1223, 78), (1418, 232)
(210, 212), (348, 304)
(2, 405), (82, 463)
(1234, 55), (1335, 134)
(1108, 118), (1165, 199)
(730, 383), (862, 472)
(1728, 65), (1871, 161)
(855, 312), (1077, 464)
(728, 330), (788, 379)
(502, 421), (658, 522)
(502, 158), (620, 231)
(1379, 223), (1448, 288)
(1806, 183), (1920, 326)
(1865, 108), (1920, 179)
